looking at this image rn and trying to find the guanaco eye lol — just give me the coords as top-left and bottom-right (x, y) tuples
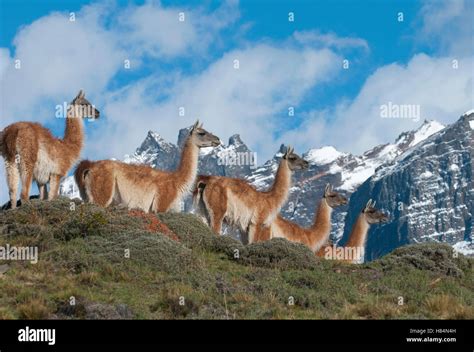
(198, 132), (206, 136)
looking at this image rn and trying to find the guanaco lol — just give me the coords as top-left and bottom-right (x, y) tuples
(0, 90), (99, 208)
(317, 199), (388, 263)
(193, 146), (309, 243)
(75, 121), (220, 212)
(269, 184), (348, 251)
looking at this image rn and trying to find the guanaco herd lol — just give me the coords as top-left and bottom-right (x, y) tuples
(0, 90), (389, 264)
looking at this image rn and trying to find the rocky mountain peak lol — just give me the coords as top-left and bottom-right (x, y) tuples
(177, 126), (193, 149)
(228, 134), (244, 146)
(460, 110), (474, 128)
(278, 144), (288, 155)
(136, 131), (171, 152)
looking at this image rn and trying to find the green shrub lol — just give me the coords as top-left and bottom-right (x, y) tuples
(157, 212), (245, 255)
(375, 243), (472, 277)
(239, 238), (320, 270)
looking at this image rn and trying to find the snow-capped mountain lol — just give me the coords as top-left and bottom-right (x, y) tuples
(124, 131), (179, 170)
(124, 126), (256, 180)
(245, 119), (446, 244)
(59, 174), (80, 200)
(340, 112), (473, 260)
(59, 114), (473, 258)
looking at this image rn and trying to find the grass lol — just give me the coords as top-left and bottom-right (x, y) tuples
(0, 197), (472, 319)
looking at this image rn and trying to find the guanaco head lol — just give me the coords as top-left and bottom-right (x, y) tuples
(189, 120), (221, 148)
(283, 146), (309, 171)
(70, 89), (100, 119)
(362, 199), (389, 224)
(324, 183), (348, 208)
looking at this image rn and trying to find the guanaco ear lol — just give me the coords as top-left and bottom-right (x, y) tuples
(324, 183), (330, 195)
(364, 199), (372, 212)
(198, 121), (203, 128)
(191, 120), (199, 133)
(283, 145), (291, 159)
(76, 89), (85, 99)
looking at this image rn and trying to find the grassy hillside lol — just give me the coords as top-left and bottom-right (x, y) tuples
(0, 198), (472, 319)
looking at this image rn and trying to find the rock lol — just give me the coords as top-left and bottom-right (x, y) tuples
(0, 264), (10, 275)
(85, 302), (134, 319)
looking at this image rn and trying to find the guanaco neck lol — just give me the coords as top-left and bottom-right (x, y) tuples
(345, 213), (370, 249)
(308, 198), (333, 251)
(64, 108), (84, 158)
(174, 137), (199, 192)
(267, 158), (292, 209)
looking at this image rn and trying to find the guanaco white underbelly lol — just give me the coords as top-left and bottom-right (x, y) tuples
(168, 182), (192, 212)
(33, 145), (58, 185)
(226, 192), (255, 232)
(270, 223), (285, 239)
(114, 175), (156, 211)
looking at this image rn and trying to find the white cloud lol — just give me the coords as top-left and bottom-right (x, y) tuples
(1, 4), (124, 126)
(277, 111), (329, 153)
(117, 0), (240, 59)
(336, 54), (472, 152)
(92, 44), (341, 160)
(420, 0), (464, 31)
(282, 54), (473, 154)
(0, 48), (10, 78)
(418, 0), (473, 55)
(293, 30), (369, 52)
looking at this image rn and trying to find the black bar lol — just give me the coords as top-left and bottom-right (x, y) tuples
(0, 320), (472, 349)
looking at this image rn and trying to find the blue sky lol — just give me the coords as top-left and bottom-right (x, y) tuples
(0, 0), (426, 113)
(0, 0), (473, 201)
